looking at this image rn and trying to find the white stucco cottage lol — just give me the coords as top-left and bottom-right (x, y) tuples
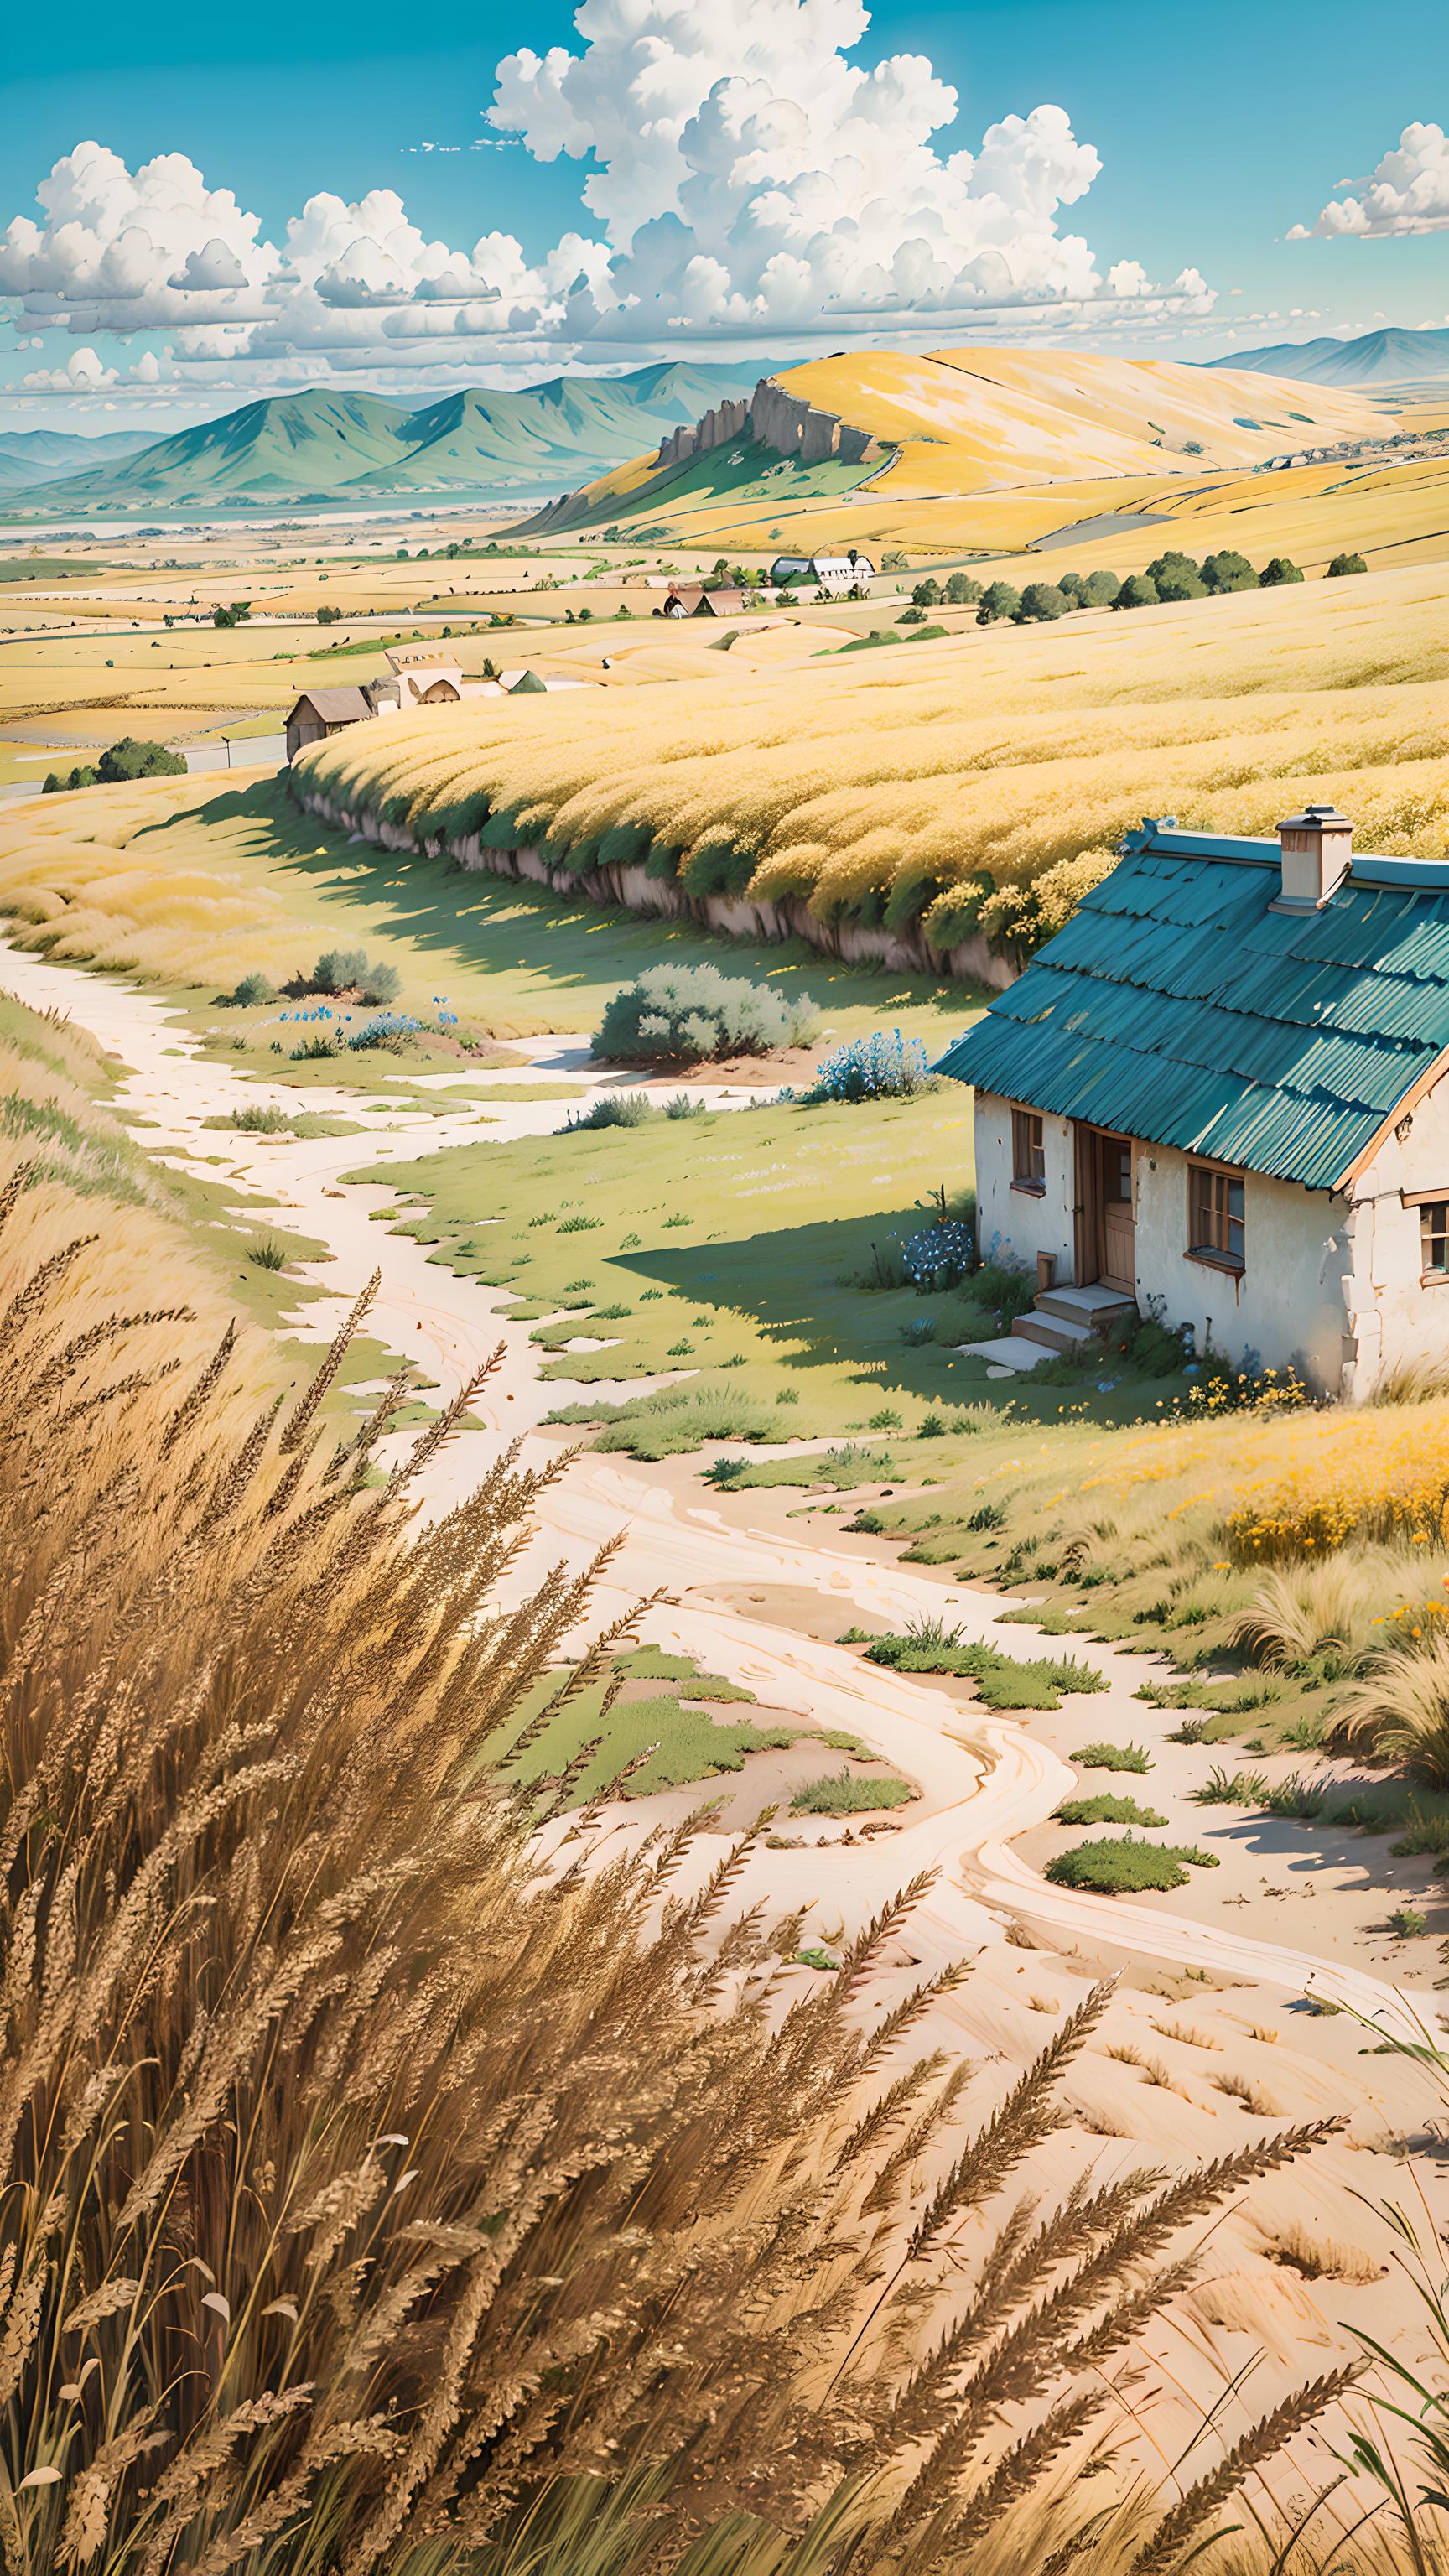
(936, 807), (1449, 1399)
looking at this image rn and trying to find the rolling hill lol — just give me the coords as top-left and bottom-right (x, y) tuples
(0, 427), (153, 496)
(2, 365), (767, 513)
(1208, 326), (1449, 386)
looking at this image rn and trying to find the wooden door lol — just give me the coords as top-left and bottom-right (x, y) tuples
(1098, 1133), (1135, 1292)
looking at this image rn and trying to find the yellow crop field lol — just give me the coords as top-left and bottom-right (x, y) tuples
(301, 563), (1449, 968)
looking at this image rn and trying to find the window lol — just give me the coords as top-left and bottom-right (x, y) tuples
(1188, 1161), (1245, 1270)
(1012, 1108), (1045, 1192)
(1421, 1202), (1449, 1283)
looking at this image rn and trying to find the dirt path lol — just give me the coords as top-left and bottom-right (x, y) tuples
(3, 938), (1438, 2039)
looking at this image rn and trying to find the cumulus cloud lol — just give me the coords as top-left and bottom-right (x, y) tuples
(1290, 122), (1449, 238)
(3, 1), (1217, 388)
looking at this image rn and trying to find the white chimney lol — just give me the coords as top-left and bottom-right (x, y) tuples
(1272, 802), (1353, 913)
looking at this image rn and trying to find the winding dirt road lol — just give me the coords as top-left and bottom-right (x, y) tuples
(3, 937), (1437, 2041)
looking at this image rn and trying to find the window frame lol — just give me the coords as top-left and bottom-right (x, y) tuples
(1419, 1198), (1449, 1286)
(1010, 1105), (1046, 1196)
(1187, 1157), (1246, 1275)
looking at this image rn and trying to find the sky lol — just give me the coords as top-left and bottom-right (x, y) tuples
(1, 0), (1446, 434)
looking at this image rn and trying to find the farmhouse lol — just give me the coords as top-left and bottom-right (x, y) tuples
(937, 808), (1449, 1400)
(768, 548), (875, 596)
(285, 648), (484, 758)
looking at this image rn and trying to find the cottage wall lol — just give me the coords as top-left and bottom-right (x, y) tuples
(1343, 1071), (1449, 1395)
(973, 1091), (1353, 1393)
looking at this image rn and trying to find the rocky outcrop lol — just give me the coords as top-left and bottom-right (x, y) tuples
(524, 372), (889, 530)
(748, 377), (886, 467)
(291, 779), (1015, 994)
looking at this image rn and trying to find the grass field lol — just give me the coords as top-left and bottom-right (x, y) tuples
(0, 770), (982, 1054)
(303, 564), (1448, 966)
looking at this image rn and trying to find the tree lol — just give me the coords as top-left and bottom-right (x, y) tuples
(1113, 574), (1160, 610)
(1056, 571), (1088, 605)
(1154, 564), (1207, 601)
(316, 603), (343, 626)
(212, 600), (252, 628)
(1327, 552), (1368, 577)
(42, 765), (96, 793)
(1015, 581), (1071, 622)
(1259, 555), (1305, 585)
(96, 737), (186, 782)
(1201, 550), (1257, 593)
(944, 571), (982, 604)
(1145, 550), (1202, 589)
(911, 577), (941, 607)
(1083, 569), (1122, 605)
(975, 580), (1021, 624)
(880, 548), (909, 569)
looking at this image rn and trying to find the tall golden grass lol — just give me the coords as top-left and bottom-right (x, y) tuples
(299, 567), (1448, 964)
(0, 1041), (1354, 2571)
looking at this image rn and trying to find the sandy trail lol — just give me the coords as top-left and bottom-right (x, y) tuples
(3, 938), (1438, 2039)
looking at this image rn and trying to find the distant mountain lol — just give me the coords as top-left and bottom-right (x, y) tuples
(0, 427), (153, 495)
(1207, 326), (1449, 387)
(5, 366), (767, 512)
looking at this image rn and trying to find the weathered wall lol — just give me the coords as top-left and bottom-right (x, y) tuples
(291, 779), (1016, 994)
(1343, 1074), (1449, 1395)
(972, 1088), (1353, 1393)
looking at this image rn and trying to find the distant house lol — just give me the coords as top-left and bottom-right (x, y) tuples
(937, 807), (1449, 1400)
(768, 548), (875, 596)
(286, 649), (480, 761)
(655, 584), (750, 619)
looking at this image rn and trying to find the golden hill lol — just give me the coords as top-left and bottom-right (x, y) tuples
(542, 344), (1446, 573)
(294, 562), (1447, 979)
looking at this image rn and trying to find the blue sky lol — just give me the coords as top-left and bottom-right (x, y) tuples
(2, 0), (1445, 431)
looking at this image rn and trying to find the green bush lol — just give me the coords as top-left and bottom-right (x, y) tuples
(1260, 557), (1305, 586)
(565, 1092), (654, 1130)
(1016, 582), (1072, 623)
(42, 765), (98, 794)
(862, 1625), (1107, 1711)
(310, 949), (399, 1005)
(791, 1770), (914, 1814)
(1053, 1793), (1167, 1826)
(1071, 1740), (1152, 1773)
(1045, 1837), (1220, 1893)
(664, 1093), (706, 1119)
(1327, 552), (1368, 577)
(230, 971), (277, 1007)
(591, 963), (817, 1064)
(1202, 550), (1258, 593)
(96, 736), (187, 782)
(1114, 574), (1160, 610)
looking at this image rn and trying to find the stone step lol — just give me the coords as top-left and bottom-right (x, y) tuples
(1036, 1284), (1136, 1327)
(1013, 1311), (1099, 1353)
(958, 1334), (1047, 1374)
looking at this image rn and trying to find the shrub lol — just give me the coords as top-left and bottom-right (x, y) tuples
(1114, 574), (1160, 610)
(96, 735), (187, 782)
(1202, 550), (1259, 593)
(976, 581), (1021, 624)
(291, 1032), (341, 1060)
(348, 1010), (423, 1051)
(361, 958), (402, 1005)
(665, 1091), (706, 1119)
(565, 1091), (654, 1130)
(42, 764), (98, 793)
(863, 1628), (1107, 1710)
(592, 964), (817, 1063)
(247, 1235), (289, 1266)
(1072, 1740), (1152, 1772)
(808, 1030), (934, 1102)
(1054, 1793), (1167, 1826)
(791, 1770), (915, 1813)
(1016, 582), (1072, 623)
(1260, 557), (1305, 587)
(1390, 1905), (1429, 1937)
(1339, 1636), (1449, 1784)
(1046, 1838), (1220, 1893)
(227, 1104), (293, 1133)
(1194, 1767), (1270, 1805)
(230, 969), (277, 1006)
(1327, 552), (1368, 577)
(901, 1217), (974, 1291)
(311, 945), (370, 993)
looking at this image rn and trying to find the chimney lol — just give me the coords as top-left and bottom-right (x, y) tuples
(1272, 802), (1353, 913)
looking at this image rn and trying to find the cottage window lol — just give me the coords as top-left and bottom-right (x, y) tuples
(1188, 1161), (1245, 1270)
(1421, 1202), (1449, 1282)
(1012, 1109), (1046, 1193)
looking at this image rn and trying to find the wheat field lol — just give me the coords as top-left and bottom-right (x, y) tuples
(301, 564), (1449, 963)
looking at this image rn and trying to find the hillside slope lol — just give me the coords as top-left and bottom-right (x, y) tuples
(6, 364), (766, 512)
(0, 428), (153, 494)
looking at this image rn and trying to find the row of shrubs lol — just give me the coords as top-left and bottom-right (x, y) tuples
(968, 548), (1348, 627)
(43, 735), (187, 793)
(230, 948), (402, 1009)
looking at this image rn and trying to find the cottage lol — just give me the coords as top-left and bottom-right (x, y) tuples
(283, 686), (376, 760)
(286, 650), (481, 760)
(936, 808), (1449, 1399)
(767, 548), (875, 597)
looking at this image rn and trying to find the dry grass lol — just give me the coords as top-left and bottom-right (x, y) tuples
(1338, 1634), (1449, 1784)
(0, 1009), (1361, 2572)
(1266, 2220), (1384, 2284)
(299, 565), (1448, 966)
(0, 796), (303, 992)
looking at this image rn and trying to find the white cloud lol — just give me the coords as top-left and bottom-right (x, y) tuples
(2, 3), (1217, 388)
(1290, 122), (1449, 239)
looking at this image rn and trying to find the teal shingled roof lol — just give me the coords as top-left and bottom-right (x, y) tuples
(935, 828), (1449, 1192)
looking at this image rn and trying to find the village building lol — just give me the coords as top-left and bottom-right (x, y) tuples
(937, 808), (1449, 1400)
(283, 645), (599, 760)
(656, 584), (750, 618)
(767, 548), (875, 596)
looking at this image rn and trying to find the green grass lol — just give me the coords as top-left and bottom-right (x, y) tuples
(348, 1093), (1029, 1447)
(1053, 1793), (1167, 1827)
(86, 774), (985, 1054)
(1045, 1838), (1221, 1893)
(857, 1628), (1108, 1711)
(203, 1106), (361, 1138)
(1069, 1740), (1152, 1773)
(790, 1770), (914, 1815)
(480, 1645), (834, 1803)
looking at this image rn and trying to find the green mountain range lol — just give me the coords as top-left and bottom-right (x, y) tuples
(1208, 325), (1449, 387)
(0, 428), (153, 495)
(4, 366), (766, 513)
